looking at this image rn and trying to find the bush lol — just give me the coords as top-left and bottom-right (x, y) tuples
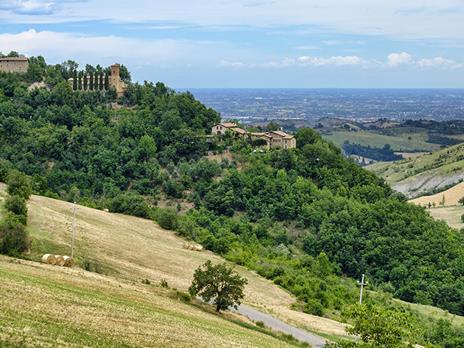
(155, 208), (178, 230)
(109, 192), (151, 218)
(0, 159), (12, 182)
(4, 195), (27, 224)
(6, 170), (32, 200)
(303, 299), (324, 316)
(0, 213), (29, 255)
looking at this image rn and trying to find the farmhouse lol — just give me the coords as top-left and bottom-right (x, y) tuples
(212, 123), (296, 149)
(211, 122), (247, 137)
(267, 130), (297, 150)
(0, 56), (29, 74)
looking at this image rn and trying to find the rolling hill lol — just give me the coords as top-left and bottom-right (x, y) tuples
(367, 143), (464, 198)
(0, 184), (347, 346)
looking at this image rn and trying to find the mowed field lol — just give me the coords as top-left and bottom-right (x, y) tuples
(0, 184), (347, 345)
(410, 181), (464, 207)
(0, 256), (297, 348)
(322, 130), (440, 152)
(408, 181), (464, 230)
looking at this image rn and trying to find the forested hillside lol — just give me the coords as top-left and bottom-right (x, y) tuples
(0, 56), (463, 344)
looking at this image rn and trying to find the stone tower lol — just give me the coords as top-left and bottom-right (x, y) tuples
(110, 63), (126, 98)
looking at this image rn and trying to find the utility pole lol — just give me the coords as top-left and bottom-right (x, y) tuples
(71, 202), (76, 258)
(357, 274), (368, 304)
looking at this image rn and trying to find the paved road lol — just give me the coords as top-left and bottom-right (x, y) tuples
(235, 304), (326, 348)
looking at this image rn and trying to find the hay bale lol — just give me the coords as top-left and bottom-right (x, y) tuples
(41, 254), (56, 265)
(62, 256), (74, 267)
(54, 255), (65, 267)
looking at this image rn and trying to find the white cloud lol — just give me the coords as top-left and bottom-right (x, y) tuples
(0, 29), (223, 66)
(417, 57), (461, 68)
(0, 0), (56, 15)
(1, 1), (464, 40)
(387, 52), (413, 66)
(219, 55), (363, 68)
(297, 55), (362, 66)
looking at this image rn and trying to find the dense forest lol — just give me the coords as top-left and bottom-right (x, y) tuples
(1, 55), (464, 346)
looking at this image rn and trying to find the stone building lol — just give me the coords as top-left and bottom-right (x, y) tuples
(267, 130), (297, 150)
(212, 122), (297, 149)
(68, 63), (126, 98)
(0, 56), (29, 73)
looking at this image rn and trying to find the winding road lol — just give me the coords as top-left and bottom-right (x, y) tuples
(235, 304), (326, 347)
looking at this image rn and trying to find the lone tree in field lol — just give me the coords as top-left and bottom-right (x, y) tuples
(189, 260), (247, 312)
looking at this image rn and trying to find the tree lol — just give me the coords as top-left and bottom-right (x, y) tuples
(189, 260), (247, 312)
(155, 208), (178, 230)
(4, 195), (27, 224)
(89, 72), (94, 90)
(328, 304), (415, 348)
(6, 170), (32, 200)
(459, 196), (464, 206)
(0, 213), (28, 255)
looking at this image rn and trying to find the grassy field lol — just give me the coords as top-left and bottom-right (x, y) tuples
(424, 206), (464, 230)
(0, 256), (299, 348)
(410, 182), (464, 207)
(322, 130), (440, 152)
(0, 184), (348, 344)
(2, 185), (463, 346)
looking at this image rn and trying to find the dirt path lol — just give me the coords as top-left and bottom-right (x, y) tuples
(236, 304), (327, 347)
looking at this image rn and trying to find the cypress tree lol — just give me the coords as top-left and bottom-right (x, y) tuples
(72, 70), (77, 90)
(104, 73), (109, 90)
(99, 73), (104, 91)
(77, 71), (83, 90)
(89, 72), (94, 90)
(83, 74), (88, 90)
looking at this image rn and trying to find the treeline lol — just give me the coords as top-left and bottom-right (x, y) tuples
(1, 57), (464, 340)
(0, 167), (31, 255)
(343, 142), (402, 161)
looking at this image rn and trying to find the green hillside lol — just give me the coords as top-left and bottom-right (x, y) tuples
(1, 56), (464, 346)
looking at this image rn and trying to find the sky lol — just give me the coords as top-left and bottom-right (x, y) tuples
(0, 0), (463, 88)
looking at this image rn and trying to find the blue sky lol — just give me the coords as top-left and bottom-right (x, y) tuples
(0, 0), (463, 88)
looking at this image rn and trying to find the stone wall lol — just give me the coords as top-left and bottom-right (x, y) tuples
(0, 57), (29, 73)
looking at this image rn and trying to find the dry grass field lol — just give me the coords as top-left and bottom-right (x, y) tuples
(410, 181), (464, 207)
(0, 256), (298, 348)
(424, 206), (464, 230)
(0, 184), (347, 344)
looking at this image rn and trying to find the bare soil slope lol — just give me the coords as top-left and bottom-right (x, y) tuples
(368, 143), (464, 198)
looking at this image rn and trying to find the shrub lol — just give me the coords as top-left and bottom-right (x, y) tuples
(109, 192), (150, 218)
(4, 195), (27, 224)
(160, 279), (169, 288)
(0, 159), (12, 182)
(0, 213), (29, 255)
(155, 208), (178, 230)
(303, 299), (324, 316)
(6, 170), (32, 200)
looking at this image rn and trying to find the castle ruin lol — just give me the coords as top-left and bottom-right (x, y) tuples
(68, 63), (126, 98)
(0, 56), (29, 73)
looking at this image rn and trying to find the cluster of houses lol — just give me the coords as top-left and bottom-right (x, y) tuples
(211, 122), (297, 150)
